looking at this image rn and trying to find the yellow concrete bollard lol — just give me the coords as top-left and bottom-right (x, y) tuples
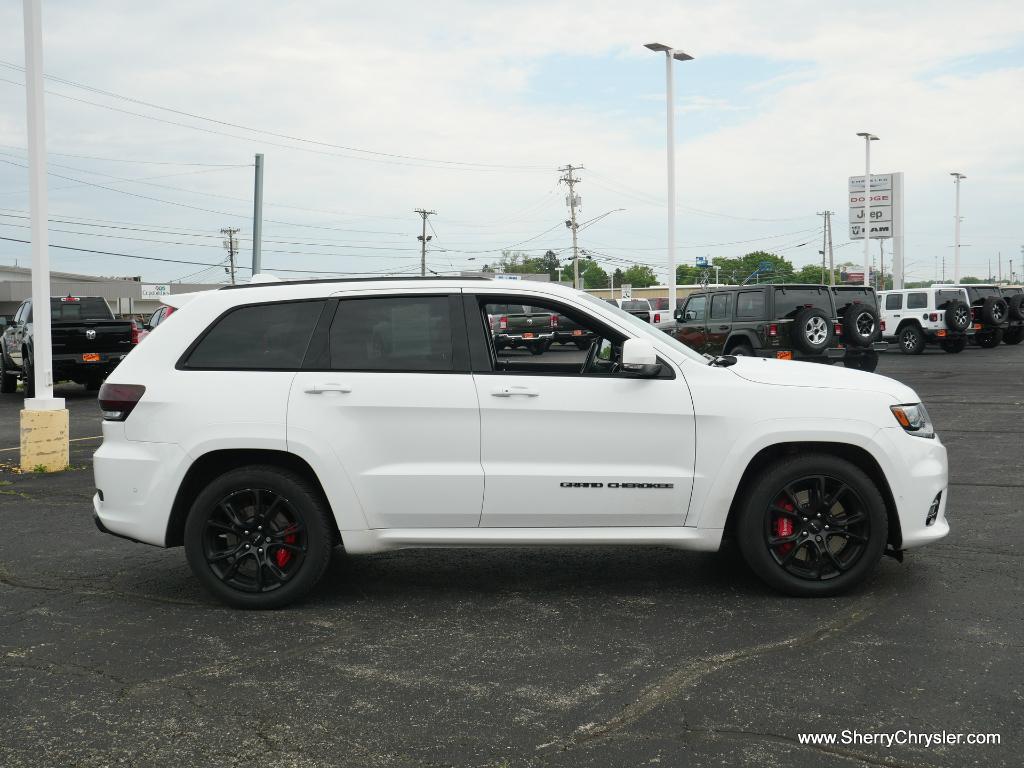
(20, 408), (70, 472)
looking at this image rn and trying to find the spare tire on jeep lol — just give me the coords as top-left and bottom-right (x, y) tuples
(944, 300), (971, 332)
(841, 304), (880, 347)
(791, 307), (834, 354)
(1007, 294), (1024, 322)
(981, 296), (1008, 326)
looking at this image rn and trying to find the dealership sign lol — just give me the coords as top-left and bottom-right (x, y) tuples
(848, 174), (902, 240)
(141, 284), (171, 299)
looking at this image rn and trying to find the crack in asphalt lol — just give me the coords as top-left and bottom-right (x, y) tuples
(541, 597), (876, 753)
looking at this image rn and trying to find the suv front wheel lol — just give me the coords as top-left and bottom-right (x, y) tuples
(184, 465), (335, 609)
(898, 324), (925, 355)
(736, 454), (887, 597)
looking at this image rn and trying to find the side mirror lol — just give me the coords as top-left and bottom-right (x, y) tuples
(621, 338), (662, 378)
(673, 307), (684, 322)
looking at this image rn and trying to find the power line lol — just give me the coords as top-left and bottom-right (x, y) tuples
(0, 63), (553, 172)
(0, 142), (249, 167)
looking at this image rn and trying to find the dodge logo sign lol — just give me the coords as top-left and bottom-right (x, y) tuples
(85, 329), (97, 340)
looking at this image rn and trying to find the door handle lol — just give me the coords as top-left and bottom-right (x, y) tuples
(718, 325), (729, 330)
(304, 383), (352, 394)
(491, 385), (540, 398)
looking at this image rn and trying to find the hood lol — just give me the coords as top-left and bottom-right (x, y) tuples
(727, 356), (918, 402)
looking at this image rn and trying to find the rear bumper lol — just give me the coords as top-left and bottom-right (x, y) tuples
(92, 422), (187, 547)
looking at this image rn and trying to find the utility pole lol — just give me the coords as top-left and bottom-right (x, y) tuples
(817, 210), (833, 284)
(951, 172), (966, 284)
(252, 153), (264, 275)
(414, 208), (436, 277)
(221, 227), (239, 285)
(998, 252), (1002, 283)
(559, 165), (583, 288)
(879, 239), (885, 291)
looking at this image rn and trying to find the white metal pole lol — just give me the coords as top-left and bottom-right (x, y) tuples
(953, 175), (961, 284)
(22, 0), (58, 408)
(665, 50), (677, 316)
(863, 136), (871, 287)
(252, 153), (263, 275)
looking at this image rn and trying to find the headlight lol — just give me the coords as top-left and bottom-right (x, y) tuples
(890, 403), (934, 438)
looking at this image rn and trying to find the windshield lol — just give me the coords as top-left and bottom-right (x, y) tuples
(577, 291), (706, 363)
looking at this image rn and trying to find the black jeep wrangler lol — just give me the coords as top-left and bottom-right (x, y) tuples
(670, 283), (885, 371)
(999, 287), (1023, 345)
(963, 285), (1009, 348)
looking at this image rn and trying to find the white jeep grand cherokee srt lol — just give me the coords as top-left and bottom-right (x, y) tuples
(93, 277), (949, 608)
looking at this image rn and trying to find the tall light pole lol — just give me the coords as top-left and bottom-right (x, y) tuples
(856, 133), (878, 287)
(951, 172), (966, 284)
(646, 43), (693, 315)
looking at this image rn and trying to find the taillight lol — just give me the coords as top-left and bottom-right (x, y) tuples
(499, 316), (508, 331)
(880, 321), (886, 331)
(769, 324), (778, 336)
(98, 383), (146, 421)
(130, 319), (141, 345)
(653, 313), (661, 323)
(834, 323), (843, 336)
(971, 307), (978, 319)
(550, 314), (558, 328)
(929, 313), (938, 322)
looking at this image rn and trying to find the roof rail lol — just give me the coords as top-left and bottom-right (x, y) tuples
(219, 275), (490, 291)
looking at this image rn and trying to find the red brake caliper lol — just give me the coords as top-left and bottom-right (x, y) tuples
(774, 498), (795, 555)
(275, 531), (297, 568)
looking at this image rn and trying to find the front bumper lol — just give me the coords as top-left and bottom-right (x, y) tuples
(874, 427), (949, 549)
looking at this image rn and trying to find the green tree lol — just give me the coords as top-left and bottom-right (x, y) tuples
(713, 251), (795, 284)
(620, 265), (658, 288)
(792, 263), (826, 284)
(612, 268), (624, 287)
(676, 264), (707, 285)
(580, 259), (608, 289)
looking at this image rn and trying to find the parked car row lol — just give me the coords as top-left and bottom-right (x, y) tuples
(0, 296), (176, 395)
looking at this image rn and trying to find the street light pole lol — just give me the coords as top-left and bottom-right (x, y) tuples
(856, 132), (878, 287)
(646, 43), (693, 316)
(951, 172), (966, 284)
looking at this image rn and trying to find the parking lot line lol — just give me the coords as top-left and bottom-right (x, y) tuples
(0, 435), (101, 453)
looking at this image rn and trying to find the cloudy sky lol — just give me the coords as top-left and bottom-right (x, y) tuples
(0, 0), (1022, 285)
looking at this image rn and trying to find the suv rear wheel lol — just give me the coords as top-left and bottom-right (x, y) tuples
(940, 336), (967, 353)
(975, 329), (1003, 348)
(736, 454), (887, 597)
(1002, 327), (1023, 345)
(0, 352), (16, 394)
(897, 324), (925, 354)
(184, 465), (334, 609)
(728, 342), (754, 357)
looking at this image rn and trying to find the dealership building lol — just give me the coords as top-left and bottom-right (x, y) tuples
(0, 264), (218, 320)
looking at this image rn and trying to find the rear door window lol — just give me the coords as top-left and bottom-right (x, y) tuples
(184, 300), (326, 370)
(710, 293), (730, 320)
(329, 296), (454, 372)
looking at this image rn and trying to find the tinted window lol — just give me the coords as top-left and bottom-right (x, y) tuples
(834, 288), (877, 309)
(934, 290), (963, 309)
(907, 293), (927, 309)
(735, 291), (764, 319)
(621, 300), (650, 311)
(50, 297), (112, 321)
(330, 296), (453, 372)
(967, 286), (1001, 300)
(885, 294), (903, 310)
(710, 293), (730, 320)
(185, 300), (324, 370)
(684, 295), (706, 321)
(773, 287), (833, 318)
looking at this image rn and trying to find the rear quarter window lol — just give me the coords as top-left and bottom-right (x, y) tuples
(183, 300), (326, 370)
(907, 293), (928, 309)
(735, 291), (764, 319)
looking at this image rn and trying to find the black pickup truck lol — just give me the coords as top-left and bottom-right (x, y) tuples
(1, 296), (134, 396)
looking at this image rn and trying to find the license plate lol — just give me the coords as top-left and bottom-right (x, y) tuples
(572, 330), (583, 336)
(776, 351), (793, 360)
(82, 353), (100, 362)
(522, 332), (535, 339)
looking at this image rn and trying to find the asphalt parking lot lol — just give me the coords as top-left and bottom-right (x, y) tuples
(0, 344), (1021, 767)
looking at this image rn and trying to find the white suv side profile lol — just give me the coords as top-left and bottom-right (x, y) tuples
(878, 287), (972, 354)
(93, 278), (949, 608)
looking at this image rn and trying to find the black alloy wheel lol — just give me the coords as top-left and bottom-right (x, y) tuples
(940, 336), (967, 353)
(1003, 327), (1023, 345)
(184, 465), (334, 609)
(737, 454), (887, 596)
(975, 329), (1004, 349)
(945, 302), (971, 332)
(898, 325), (925, 355)
(22, 352), (35, 397)
(842, 306), (879, 347)
(844, 351), (878, 372)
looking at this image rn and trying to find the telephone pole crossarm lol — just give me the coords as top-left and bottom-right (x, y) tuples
(558, 165), (583, 288)
(414, 208), (436, 277)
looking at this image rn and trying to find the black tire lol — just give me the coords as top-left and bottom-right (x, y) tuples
(981, 296), (1008, 326)
(1003, 327), (1023, 345)
(844, 351), (878, 372)
(975, 329), (1004, 348)
(184, 465), (334, 609)
(897, 324), (925, 355)
(940, 336), (967, 353)
(0, 352), (16, 394)
(728, 342), (754, 357)
(1008, 295), (1024, 322)
(85, 376), (102, 392)
(528, 342), (546, 356)
(574, 339), (591, 350)
(791, 307), (834, 354)
(735, 454), (887, 597)
(944, 301), (971, 332)
(841, 305), (879, 347)
(22, 351), (35, 398)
